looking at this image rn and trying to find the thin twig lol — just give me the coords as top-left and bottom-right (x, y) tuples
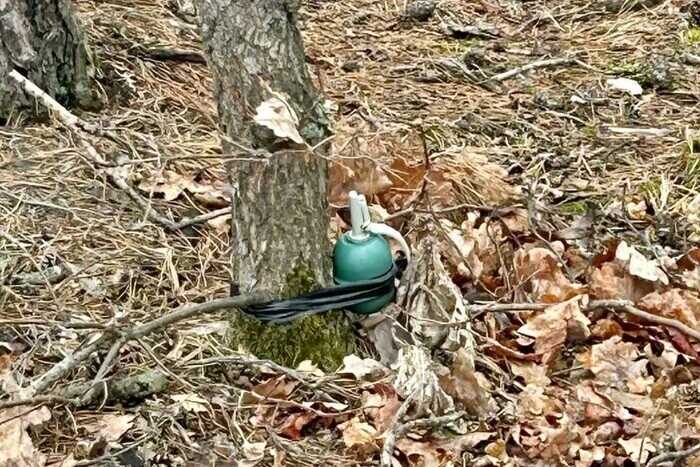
(7, 69), (230, 231)
(80, 336), (129, 406)
(647, 443), (700, 466)
(380, 389), (417, 467)
(0, 395), (77, 411)
(589, 299), (700, 342)
(488, 57), (575, 82)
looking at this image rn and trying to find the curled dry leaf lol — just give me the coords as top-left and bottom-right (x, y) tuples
(440, 215), (489, 280)
(513, 242), (584, 302)
(607, 77), (643, 95)
(338, 354), (388, 381)
(277, 412), (317, 440)
(437, 348), (495, 417)
(392, 345), (455, 417)
(615, 241), (668, 285)
(338, 418), (379, 458)
(518, 296), (591, 364)
(328, 159), (393, 205)
(510, 362), (551, 387)
(253, 96), (304, 144)
(361, 383), (401, 434)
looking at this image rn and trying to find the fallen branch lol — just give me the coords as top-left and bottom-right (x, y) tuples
(7, 69), (229, 232)
(139, 46), (206, 63)
(28, 293), (263, 395)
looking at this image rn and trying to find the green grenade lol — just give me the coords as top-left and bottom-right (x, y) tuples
(332, 191), (411, 315)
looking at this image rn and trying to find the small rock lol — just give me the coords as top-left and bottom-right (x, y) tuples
(534, 91), (564, 110)
(404, 0), (437, 21)
(341, 60), (361, 72)
(462, 47), (488, 67)
(641, 57), (673, 90)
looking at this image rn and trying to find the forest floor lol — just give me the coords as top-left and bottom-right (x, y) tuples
(2, 0), (700, 465)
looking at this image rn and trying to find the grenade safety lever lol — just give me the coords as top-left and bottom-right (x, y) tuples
(347, 191), (411, 262)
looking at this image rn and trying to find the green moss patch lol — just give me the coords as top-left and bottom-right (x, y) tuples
(227, 261), (355, 371)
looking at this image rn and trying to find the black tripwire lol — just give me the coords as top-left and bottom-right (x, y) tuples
(240, 258), (407, 324)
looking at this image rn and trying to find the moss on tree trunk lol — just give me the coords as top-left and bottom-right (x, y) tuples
(0, 0), (99, 119)
(199, 0), (355, 370)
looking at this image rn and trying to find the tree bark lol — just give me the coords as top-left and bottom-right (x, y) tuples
(0, 0), (97, 119)
(199, 0), (354, 369)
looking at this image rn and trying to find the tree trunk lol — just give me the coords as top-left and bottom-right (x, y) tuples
(0, 0), (97, 119)
(199, 0), (354, 369)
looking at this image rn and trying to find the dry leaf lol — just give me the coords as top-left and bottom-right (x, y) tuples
(137, 170), (189, 201)
(510, 362), (551, 387)
(296, 360), (325, 377)
(513, 243), (584, 302)
(618, 437), (655, 463)
(396, 432), (494, 467)
(0, 359), (49, 467)
(518, 296), (591, 364)
(184, 178), (229, 208)
(253, 96), (304, 144)
(361, 383), (401, 434)
(591, 318), (623, 340)
(517, 384), (560, 417)
(577, 446), (605, 467)
(91, 414), (136, 443)
(239, 440), (266, 467)
(607, 77), (643, 95)
(277, 412), (316, 440)
(338, 354), (388, 381)
(206, 213), (230, 234)
(338, 418), (379, 458)
(589, 262), (653, 302)
(579, 336), (653, 394)
(171, 393), (210, 413)
(638, 289), (700, 329)
(615, 242), (668, 285)
(438, 348), (494, 417)
(250, 376), (297, 400)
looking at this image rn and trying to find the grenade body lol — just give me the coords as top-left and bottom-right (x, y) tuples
(332, 232), (395, 314)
